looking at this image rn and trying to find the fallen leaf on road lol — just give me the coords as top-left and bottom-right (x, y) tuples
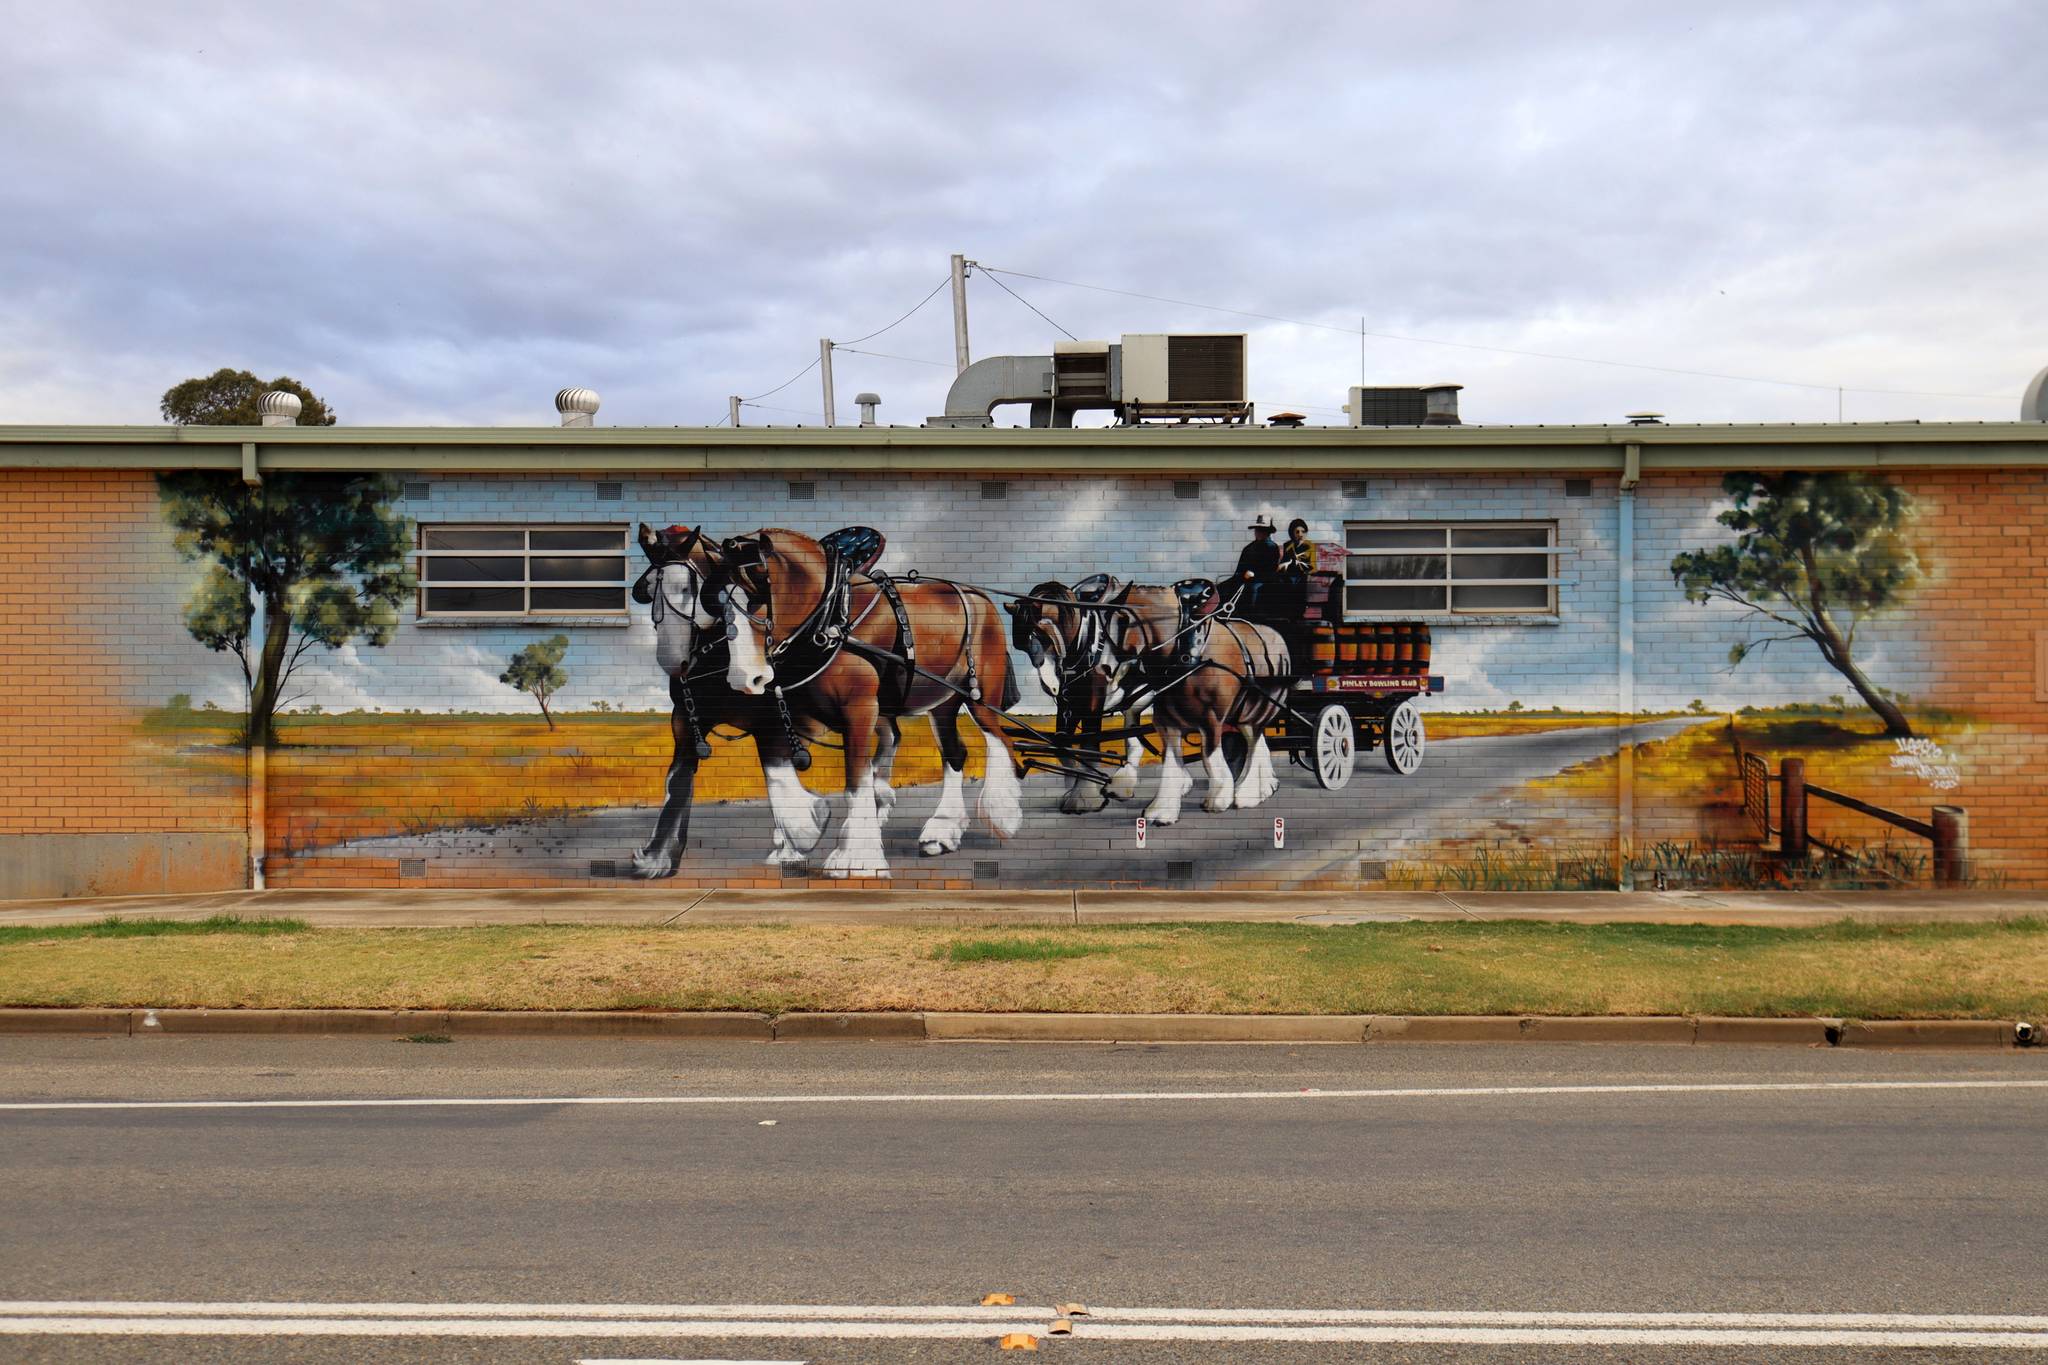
(981, 1292), (1015, 1306)
(998, 1332), (1039, 1350)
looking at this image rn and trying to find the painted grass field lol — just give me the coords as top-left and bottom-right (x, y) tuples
(1386, 706), (2047, 890)
(2, 916), (2043, 1019)
(143, 705), (1647, 851)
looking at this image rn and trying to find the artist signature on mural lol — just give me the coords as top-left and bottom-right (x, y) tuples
(1890, 737), (1962, 791)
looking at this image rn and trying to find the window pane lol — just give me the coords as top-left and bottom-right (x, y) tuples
(531, 586), (625, 612)
(1452, 526), (1550, 548)
(1347, 584), (1445, 613)
(531, 529), (625, 551)
(421, 554), (522, 582)
(1453, 584), (1549, 611)
(423, 586), (523, 613)
(1451, 553), (1550, 580)
(1346, 526), (1446, 551)
(531, 555), (626, 582)
(422, 527), (522, 551)
(1346, 554), (1446, 581)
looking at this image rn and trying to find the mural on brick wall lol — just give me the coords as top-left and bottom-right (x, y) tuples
(123, 467), (2048, 892)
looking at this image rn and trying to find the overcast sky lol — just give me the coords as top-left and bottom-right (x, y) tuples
(2, 1), (2042, 429)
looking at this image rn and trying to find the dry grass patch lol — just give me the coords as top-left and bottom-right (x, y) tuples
(2, 919), (2044, 1020)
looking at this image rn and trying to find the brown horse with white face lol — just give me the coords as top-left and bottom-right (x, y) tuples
(704, 528), (1026, 879)
(1009, 577), (1146, 813)
(1110, 585), (1291, 824)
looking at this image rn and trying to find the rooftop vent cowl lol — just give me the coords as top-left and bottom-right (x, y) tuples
(256, 391), (302, 427)
(556, 387), (601, 427)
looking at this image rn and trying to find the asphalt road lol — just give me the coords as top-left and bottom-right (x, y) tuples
(3, 1037), (2043, 1362)
(310, 717), (1712, 886)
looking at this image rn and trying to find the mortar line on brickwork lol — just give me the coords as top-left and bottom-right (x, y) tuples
(657, 889), (719, 925)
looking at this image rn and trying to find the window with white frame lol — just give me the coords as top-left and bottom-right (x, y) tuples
(416, 525), (630, 618)
(1342, 522), (1560, 615)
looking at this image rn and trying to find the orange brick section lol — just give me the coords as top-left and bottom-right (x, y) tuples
(0, 470), (245, 835)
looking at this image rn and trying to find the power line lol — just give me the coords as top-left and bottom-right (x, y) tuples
(838, 277), (951, 346)
(975, 264), (2017, 402)
(742, 401), (828, 419)
(738, 354), (820, 405)
(833, 346), (953, 369)
(978, 268), (1078, 341)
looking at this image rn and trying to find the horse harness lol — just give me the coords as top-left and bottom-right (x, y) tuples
(720, 527), (985, 771)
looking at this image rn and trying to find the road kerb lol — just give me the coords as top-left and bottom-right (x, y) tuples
(444, 1010), (773, 1039)
(1835, 1019), (2017, 1048)
(140, 1009), (454, 1036)
(1519, 1016), (1698, 1044)
(925, 1013), (1367, 1043)
(1365, 1015), (1530, 1042)
(0, 1009), (2030, 1045)
(771, 1011), (928, 1040)
(0, 1007), (133, 1035)
(1694, 1016), (1836, 1045)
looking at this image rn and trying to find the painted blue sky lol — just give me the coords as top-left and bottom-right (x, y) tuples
(2, 0), (2043, 430)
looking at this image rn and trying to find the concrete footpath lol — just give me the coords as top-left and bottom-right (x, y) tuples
(3, 885), (2045, 928)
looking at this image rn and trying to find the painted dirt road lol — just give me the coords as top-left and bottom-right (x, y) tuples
(303, 717), (1715, 888)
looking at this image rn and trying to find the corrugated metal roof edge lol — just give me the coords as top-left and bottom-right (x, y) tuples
(2, 421), (2044, 473)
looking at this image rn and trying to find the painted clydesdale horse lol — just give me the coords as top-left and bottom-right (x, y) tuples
(1107, 580), (1292, 824)
(703, 527), (1026, 879)
(628, 523), (833, 878)
(1007, 575), (1144, 814)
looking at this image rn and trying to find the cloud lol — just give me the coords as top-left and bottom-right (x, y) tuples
(1, 1), (2042, 430)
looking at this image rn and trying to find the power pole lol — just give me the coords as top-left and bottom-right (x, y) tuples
(728, 395), (742, 428)
(950, 253), (971, 375)
(819, 339), (836, 427)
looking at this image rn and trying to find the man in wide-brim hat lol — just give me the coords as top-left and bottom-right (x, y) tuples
(1233, 513), (1281, 609)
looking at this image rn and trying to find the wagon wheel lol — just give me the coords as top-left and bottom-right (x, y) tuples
(1312, 704), (1354, 790)
(1384, 696), (1425, 775)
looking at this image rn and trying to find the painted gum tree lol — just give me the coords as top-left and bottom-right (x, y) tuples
(1670, 471), (1921, 737)
(157, 472), (414, 746)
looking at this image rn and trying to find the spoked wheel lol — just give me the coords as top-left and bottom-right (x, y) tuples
(1312, 704), (1355, 790)
(1384, 696), (1425, 774)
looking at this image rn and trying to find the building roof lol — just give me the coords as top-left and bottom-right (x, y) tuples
(2, 420), (2045, 475)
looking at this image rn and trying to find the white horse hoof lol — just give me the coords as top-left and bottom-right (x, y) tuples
(824, 849), (891, 879)
(1203, 792), (1234, 813)
(631, 849), (675, 879)
(875, 783), (898, 821)
(1145, 804), (1180, 826)
(917, 815), (965, 855)
(1105, 768), (1138, 800)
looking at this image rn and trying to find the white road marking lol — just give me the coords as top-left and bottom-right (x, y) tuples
(1, 1302), (2046, 1349)
(578, 1360), (805, 1364)
(1, 1077), (2044, 1114)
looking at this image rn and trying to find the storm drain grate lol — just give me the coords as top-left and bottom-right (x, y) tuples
(398, 859), (426, 878)
(1358, 859), (1388, 881)
(973, 860), (1000, 881)
(589, 859), (616, 878)
(1166, 860), (1195, 882)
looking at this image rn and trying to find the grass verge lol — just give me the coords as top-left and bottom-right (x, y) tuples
(0, 916), (310, 947)
(1, 919), (2043, 1019)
